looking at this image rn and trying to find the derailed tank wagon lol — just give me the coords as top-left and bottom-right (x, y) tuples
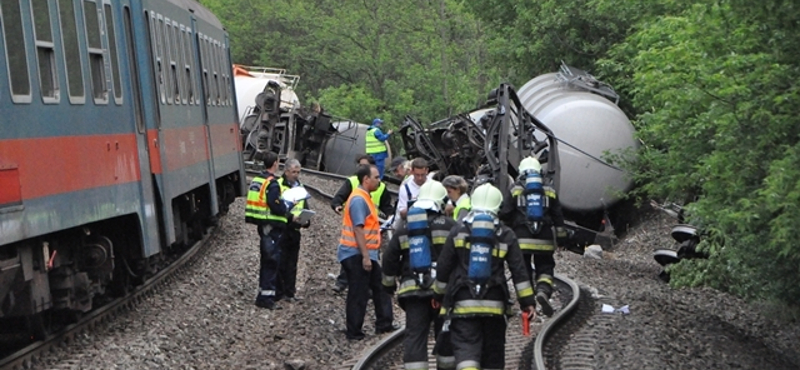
(399, 63), (638, 247)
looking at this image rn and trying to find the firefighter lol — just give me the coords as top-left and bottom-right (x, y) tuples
(433, 183), (536, 370)
(382, 180), (458, 370)
(500, 156), (566, 316)
(245, 152), (293, 310)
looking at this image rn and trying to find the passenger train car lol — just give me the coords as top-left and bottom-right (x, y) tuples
(0, 0), (244, 337)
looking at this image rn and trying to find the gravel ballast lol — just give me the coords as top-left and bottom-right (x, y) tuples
(30, 175), (800, 369)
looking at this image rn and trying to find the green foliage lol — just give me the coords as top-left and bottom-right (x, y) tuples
(602, 2), (800, 306)
(201, 0), (800, 307)
(202, 0), (495, 127)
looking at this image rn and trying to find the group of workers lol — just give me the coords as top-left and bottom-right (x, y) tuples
(245, 153), (311, 310)
(246, 117), (568, 370)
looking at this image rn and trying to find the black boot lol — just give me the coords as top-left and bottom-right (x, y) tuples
(535, 282), (554, 316)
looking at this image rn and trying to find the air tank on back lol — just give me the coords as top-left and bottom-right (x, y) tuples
(322, 121), (392, 176)
(517, 64), (638, 214)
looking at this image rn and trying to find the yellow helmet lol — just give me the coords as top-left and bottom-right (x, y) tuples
(470, 183), (503, 214)
(519, 156), (542, 175)
(414, 180), (447, 211)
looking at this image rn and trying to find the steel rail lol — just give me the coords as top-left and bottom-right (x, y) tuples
(532, 274), (581, 370)
(347, 275), (581, 370)
(0, 228), (217, 370)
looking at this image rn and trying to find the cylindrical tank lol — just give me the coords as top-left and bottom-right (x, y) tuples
(323, 121), (391, 176)
(517, 73), (638, 213)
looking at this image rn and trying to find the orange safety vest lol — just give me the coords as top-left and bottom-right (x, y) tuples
(340, 187), (381, 250)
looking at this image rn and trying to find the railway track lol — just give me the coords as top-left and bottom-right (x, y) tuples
(0, 229), (217, 370)
(248, 165), (590, 369)
(342, 275), (581, 370)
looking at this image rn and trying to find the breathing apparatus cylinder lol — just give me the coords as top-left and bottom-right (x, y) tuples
(407, 206), (432, 277)
(467, 213), (496, 287)
(523, 171), (545, 222)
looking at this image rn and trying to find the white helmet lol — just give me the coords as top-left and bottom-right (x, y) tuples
(413, 180), (447, 212)
(470, 183), (503, 214)
(519, 156), (542, 175)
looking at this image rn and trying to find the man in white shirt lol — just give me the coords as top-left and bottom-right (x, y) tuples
(393, 158), (430, 230)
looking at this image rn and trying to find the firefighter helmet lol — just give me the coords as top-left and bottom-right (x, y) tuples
(519, 156), (542, 175)
(413, 180), (447, 211)
(470, 183), (503, 214)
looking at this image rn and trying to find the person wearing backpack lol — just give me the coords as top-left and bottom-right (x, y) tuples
(433, 183), (535, 370)
(382, 180), (458, 370)
(500, 156), (567, 316)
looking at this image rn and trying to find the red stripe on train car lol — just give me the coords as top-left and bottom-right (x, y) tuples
(0, 134), (141, 201)
(207, 122), (240, 157)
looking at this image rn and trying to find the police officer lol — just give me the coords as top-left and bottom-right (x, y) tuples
(276, 159), (311, 302)
(331, 154), (394, 293)
(500, 156), (566, 316)
(433, 183), (535, 370)
(382, 181), (457, 370)
(365, 118), (393, 179)
(245, 152), (293, 310)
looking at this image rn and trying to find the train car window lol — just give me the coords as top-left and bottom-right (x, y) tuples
(212, 40), (220, 106)
(160, 17), (172, 105)
(1, 0), (32, 101)
(57, 0), (84, 102)
(169, 21), (181, 104)
(103, 3), (122, 103)
(31, 0), (59, 102)
(217, 43), (227, 106)
(199, 35), (211, 106)
(124, 7), (145, 133)
(83, 0), (107, 103)
(181, 27), (195, 105)
(148, 13), (164, 104)
(223, 44), (231, 106)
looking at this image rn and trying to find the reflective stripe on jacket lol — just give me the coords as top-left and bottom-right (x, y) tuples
(381, 212), (457, 299)
(348, 176), (385, 207)
(245, 175), (288, 224)
(433, 224), (536, 318)
(365, 127), (386, 154)
(340, 187), (381, 249)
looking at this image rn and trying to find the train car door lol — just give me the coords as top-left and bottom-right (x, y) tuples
(192, 17), (220, 216)
(120, 0), (161, 257)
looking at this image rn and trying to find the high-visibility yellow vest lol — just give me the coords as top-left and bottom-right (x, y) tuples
(245, 175), (288, 224)
(453, 195), (472, 221)
(347, 176), (385, 207)
(279, 178), (306, 217)
(365, 127), (386, 154)
(340, 188), (381, 249)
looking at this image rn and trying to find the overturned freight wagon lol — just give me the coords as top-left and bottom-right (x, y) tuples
(235, 65), (335, 169)
(399, 63), (638, 246)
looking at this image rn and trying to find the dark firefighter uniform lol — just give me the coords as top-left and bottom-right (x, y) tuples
(245, 171), (292, 309)
(276, 176), (311, 301)
(433, 222), (536, 370)
(501, 182), (565, 316)
(382, 211), (458, 370)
